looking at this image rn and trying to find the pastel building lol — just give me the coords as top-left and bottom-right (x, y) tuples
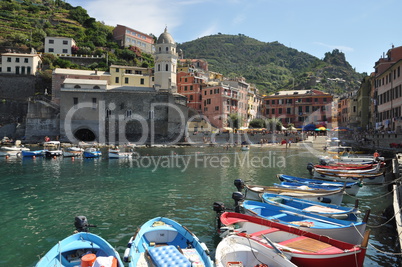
(0, 53), (42, 75)
(113, 24), (155, 54)
(373, 45), (402, 132)
(44, 37), (76, 55)
(263, 89), (333, 128)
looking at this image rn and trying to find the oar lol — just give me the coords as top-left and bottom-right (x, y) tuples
(279, 210), (345, 227)
(260, 234), (287, 259)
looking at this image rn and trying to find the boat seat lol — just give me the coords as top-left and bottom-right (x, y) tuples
(278, 236), (342, 254)
(144, 226), (178, 244)
(148, 245), (191, 267)
(250, 228), (280, 237)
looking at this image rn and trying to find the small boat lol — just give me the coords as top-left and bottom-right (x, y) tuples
(21, 149), (47, 157)
(241, 200), (369, 245)
(312, 169), (385, 185)
(218, 212), (370, 267)
(124, 217), (213, 267)
(240, 145), (250, 151)
(108, 149), (132, 159)
(83, 147), (102, 158)
(44, 141), (62, 158)
(261, 193), (359, 221)
(62, 147), (83, 157)
(234, 179), (344, 205)
(0, 151), (10, 157)
(35, 216), (124, 267)
(1, 145), (30, 155)
(313, 163), (380, 174)
(215, 234), (297, 267)
(277, 174), (361, 196)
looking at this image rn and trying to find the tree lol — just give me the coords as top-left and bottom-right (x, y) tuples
(249, 118), (265, 128)
(228, 113), (240, 129)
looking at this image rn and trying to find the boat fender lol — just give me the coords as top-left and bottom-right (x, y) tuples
(127, 236), (134, 248)
(123, 247), (131, 263)
(200, 242), (210, 255)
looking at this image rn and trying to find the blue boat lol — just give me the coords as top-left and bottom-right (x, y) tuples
(261, 192), (359, 221)
(241, 200), (369, 245)
(21, 149), (47, 157)
(277, 173), (361, 196)
(83, 148), (102, 158)
(124, 217), (213, 267)
(36, 216), (124, 267)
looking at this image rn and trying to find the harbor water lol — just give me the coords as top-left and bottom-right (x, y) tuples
(0, 145), (399, 266)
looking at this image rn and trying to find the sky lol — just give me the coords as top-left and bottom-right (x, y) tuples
(66, 0), (401, 74)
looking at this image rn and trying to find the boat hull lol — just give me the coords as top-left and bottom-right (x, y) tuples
(219, 212), (367, 267)
(242, 200), (366, 245)
(35, 232), (123, 267)
(244, 184), (344, 205)
(125, 217), (213, 267)
(313, 170), (385, 185)
(278, 174), (361, 196)
(215, 235), (296, 267)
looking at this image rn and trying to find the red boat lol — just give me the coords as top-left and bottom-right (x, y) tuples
(219, 212), (370, 267)
(314, 163), (376, 170)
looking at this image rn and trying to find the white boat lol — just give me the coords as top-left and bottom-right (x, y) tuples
(312, 169), (385, 185)
(44, 141), (62, 158)
(240, 145), (250, 151)
(0, 145), (30, 155)
(215, 234), (297, 267)
(108, 149), (132, 159)
(0, 151), (10, 157)
(62, 149), (83, 158)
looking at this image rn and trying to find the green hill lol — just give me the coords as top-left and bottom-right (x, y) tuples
(0, 1), (365, 95)
(177, 34), (365, 94)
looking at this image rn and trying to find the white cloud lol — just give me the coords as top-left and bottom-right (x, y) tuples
(84, 0), (183, 36)
(313, 42), (354, 53)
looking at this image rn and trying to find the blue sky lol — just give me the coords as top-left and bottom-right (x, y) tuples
(66, 0), (400, 74)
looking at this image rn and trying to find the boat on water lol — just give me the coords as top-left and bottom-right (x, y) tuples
(277, 174), (361, 196)
(0, 151), (10, 157)
(234, 179), (344, 205)
(218, 212), (370, 267)
(108, 149), (132, 159)
(215, 234), (297, 267)
(261, 193), (359, 221)
(1, 145), (30, 155)
(312, 169), (385, 185)
(240, 145), (250, 151)
(313, 162), (381, 174)
(241, 200), (369, 245)
(35, 216), (124, 267)
(21, 149), (47, 157)
(44, 141), (63, 158)
(83, 148), (102, 158)
(62, 147), (83, 157)
(123, 217), (213, 267)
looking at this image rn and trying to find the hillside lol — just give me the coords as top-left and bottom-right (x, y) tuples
(177, 34), (365, 94)
(0, 1), (365, 95)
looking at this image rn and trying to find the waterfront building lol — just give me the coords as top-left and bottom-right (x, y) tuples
(57, 28), (188, 144)
(374, 45), (402, 133)
(356, 76), (372, 130)
(263, 89), (333, 128)
(109, 65), (154, 88)
(0, 53), (41, 75)
(44, 37), (76, 55)
(113, 24), (154, 54)
(338, 91), (358, 128)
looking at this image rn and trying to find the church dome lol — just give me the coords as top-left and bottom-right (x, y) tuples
(157, 27), (175, 44)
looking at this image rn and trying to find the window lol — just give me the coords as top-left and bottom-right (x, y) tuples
(125, 77), (129, 84)
(63, 40), (68, 45)
(190, 85), (193, 91)
(140, 78), (144, 85)
(287, 108), (291, 114)
(62, 49), (68, 54)
(24, 58), (28, 63)
(92, 98), (97, 109)
(48, 48), (54, 53)
(158, 64), (161, 71)
(7, 57), (11, 62)
(7, 67), (11, 72)
(73, 97), (78, 109)
(74, 85), (81, 89)
(215, 106), (219, 111)
(189, 95), (193, 100)
(93, 86), (100, 89)
(272, 100), (275, 104)
(165, 64), (169, 71)
(278, 108), (282, 114)
(115, 68), (119, 73)
(49, 39), (54, 44)
(115, 77), (119, 83)
(15, 58), (20, 63)
(106, 109), (111, 118)
(184, 86), (187, 91)
(126, 110), (132, 118)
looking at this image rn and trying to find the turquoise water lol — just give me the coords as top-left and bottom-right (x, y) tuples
(0, 146), (399, 266)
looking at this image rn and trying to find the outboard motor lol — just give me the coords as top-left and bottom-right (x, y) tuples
(319, 158), (327, 166)
(234, 179), (245, 192)
(232, 191), (244, 213)
(74, 216), (96, 232)
(306, 162), (314, 175)
(213, 202), (226, 229)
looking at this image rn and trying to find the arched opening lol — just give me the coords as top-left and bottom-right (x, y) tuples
(74, 128), (96, 142)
